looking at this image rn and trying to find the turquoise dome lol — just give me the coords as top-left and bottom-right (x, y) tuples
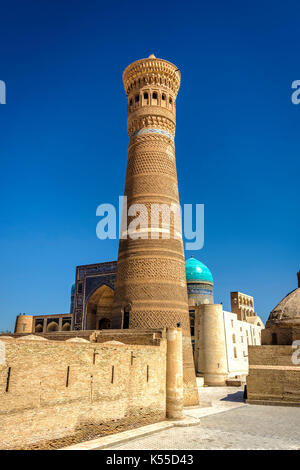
(185, 257), (213, 284)
(71, 283), (75, 295)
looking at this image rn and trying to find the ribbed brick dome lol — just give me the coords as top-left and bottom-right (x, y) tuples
(268, 287), (300, 324)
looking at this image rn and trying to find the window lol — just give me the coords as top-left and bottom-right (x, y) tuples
(135, 94), (139, 103)
(162, 94), (166, 100)
(129, 98), (133, 106)
(152, 92), (158, 100)
(190, 311), (195, 337)
(233, 347), (237, 359)
(143, 92), (149, 105)
(232, 334), (236, 343)
(123, 308), (130, 329)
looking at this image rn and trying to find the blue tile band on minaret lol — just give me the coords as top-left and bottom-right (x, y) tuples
(130, 128), (174, 141)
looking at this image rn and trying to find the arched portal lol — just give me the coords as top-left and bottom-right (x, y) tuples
(86, 285), (114, 330)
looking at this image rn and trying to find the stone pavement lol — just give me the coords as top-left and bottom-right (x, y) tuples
(106, 387), (300, 450)
(184, 385), (245, 419)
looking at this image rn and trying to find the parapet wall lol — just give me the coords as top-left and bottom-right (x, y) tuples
(0, 334), (166, 449)
(247, 345), (300, 406)
(12, 329), (164, 345)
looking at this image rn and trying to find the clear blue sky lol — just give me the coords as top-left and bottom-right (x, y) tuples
(1, 0), (299, 331)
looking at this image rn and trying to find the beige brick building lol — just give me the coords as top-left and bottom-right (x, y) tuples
(247, 272), (300, 406)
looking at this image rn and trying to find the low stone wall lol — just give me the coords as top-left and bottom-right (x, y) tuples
(0, 335), (166, 449)
(12, 329), (164, 345)
(247, 345), (300, 406)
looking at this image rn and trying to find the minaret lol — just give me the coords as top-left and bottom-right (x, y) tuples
(111, 54), (198, 406)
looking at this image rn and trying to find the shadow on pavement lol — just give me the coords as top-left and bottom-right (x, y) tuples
(220, 391), (244, 403)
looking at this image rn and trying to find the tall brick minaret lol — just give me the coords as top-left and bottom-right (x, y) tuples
(111, 54), (198, 406)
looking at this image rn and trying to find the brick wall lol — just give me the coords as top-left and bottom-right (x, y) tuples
(12, 329), (164, 345)
(0, 336), (166, 449)
(247, 345), (300, 405)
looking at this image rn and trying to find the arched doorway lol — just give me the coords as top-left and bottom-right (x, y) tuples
(271, 333), (278, 345)
(86, 285), (114, 330)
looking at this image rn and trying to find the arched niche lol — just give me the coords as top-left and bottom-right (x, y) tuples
(86, 285), (114, 330)
(35, 324), (43, 333)
(47, 321), (59, 332)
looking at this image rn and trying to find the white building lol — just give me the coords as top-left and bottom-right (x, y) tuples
(223, 310), (263, 378)
(185, 257), (264, 385)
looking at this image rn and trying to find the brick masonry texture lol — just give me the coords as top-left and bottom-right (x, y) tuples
(247, 345), (300, 405)
(0, 336), (166, 449)
(111, 55), (198, 406)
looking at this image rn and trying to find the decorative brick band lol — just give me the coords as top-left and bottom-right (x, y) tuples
(130, 128), (174, 141)
(249, 365), (300, 370)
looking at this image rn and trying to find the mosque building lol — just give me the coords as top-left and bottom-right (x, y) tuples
(2, 53), (298, 451)
(14, 255), (264, 386)
(12, 53), (264, 392)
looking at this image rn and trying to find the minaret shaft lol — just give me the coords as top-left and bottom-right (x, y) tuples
(112, 55), (198, 406)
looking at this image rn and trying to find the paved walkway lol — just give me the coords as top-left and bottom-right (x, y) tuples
(106, 387), (300, 450)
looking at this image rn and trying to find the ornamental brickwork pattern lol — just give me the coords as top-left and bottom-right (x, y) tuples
(72, 261), (117, 330)
(112, 55), (198, 405)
